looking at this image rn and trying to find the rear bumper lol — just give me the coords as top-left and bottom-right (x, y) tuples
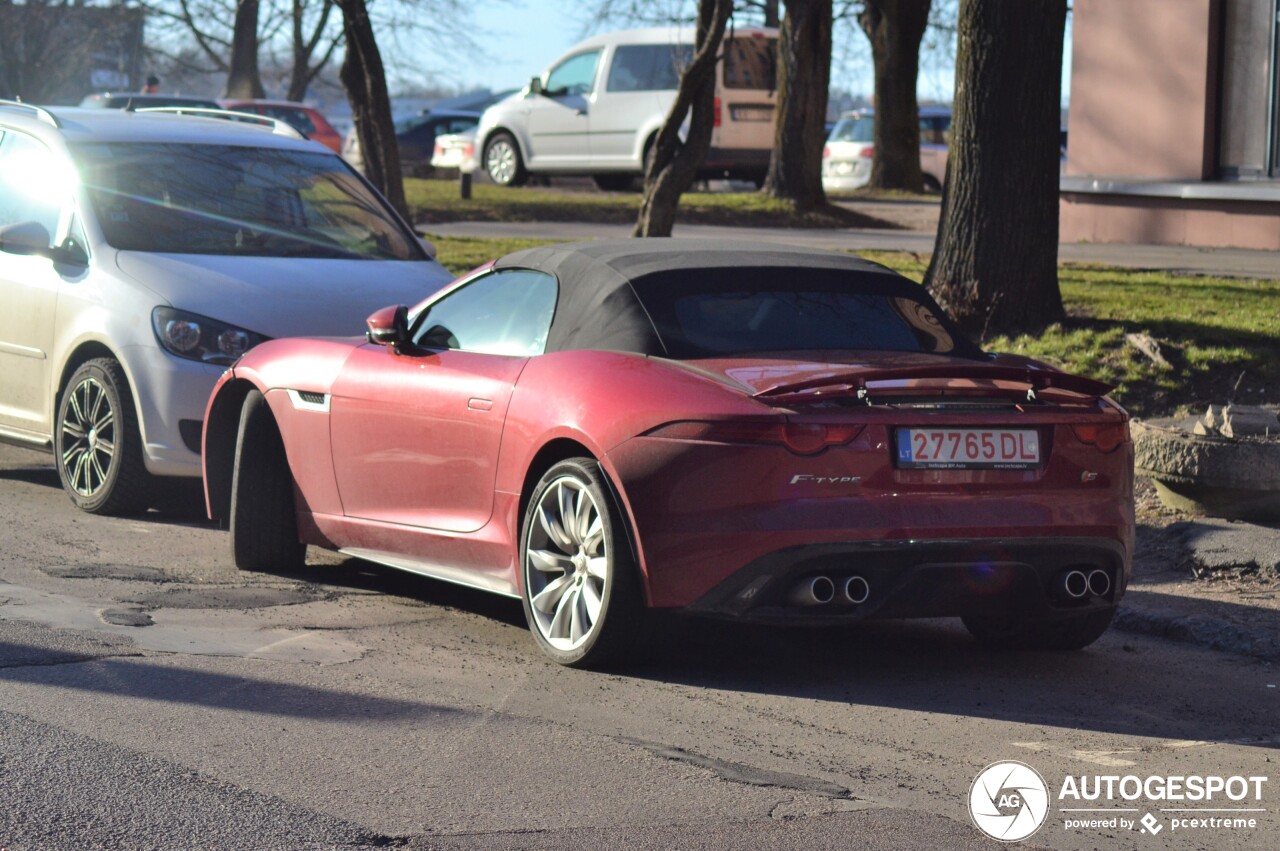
(702, 147), (771, 175)
(685, 536), (1126, 625)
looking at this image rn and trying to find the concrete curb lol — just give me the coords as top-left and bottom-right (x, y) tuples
(1113, 601), (1280, 663)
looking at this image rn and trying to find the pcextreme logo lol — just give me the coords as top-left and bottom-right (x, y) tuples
(968, 760), (1269, 842)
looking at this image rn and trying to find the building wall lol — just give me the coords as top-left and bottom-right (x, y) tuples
(1066, 0), (1221, 180)
(1062, 0), (1280, 250)
(1061, 195), (1280, 250)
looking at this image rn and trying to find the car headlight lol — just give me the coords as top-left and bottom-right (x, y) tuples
(151, 307), (267, 365)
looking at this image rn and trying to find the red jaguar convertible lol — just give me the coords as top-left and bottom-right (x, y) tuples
(203, 240), (1134, 667)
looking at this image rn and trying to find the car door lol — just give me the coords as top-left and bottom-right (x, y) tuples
(329, 268), (559, 535)
(0, 130), (83, 439)
(526, 49), (601, 167)
(590, 43), (688, 166)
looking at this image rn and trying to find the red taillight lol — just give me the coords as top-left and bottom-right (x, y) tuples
(859, 146), (874, 159)
(713, 97), (722, 127)
(1070, 422), (1129, 453)
(462, 143), (474, 157)
(645, 421), (863, 456)
(823, 145), (831, 159)
(434, 143), (444, 156)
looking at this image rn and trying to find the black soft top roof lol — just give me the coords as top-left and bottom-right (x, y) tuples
(494, 238), (977, 357)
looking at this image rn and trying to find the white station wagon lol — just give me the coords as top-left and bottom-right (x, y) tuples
(0, 102), (452, 514)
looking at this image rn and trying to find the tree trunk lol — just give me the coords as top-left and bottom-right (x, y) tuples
(337, 0), (407, 219)
(859, 0), (930, 191)
(225, 0), (265, 99)
(923, 0), (1067, 338)
(761, 0), (832, 211)
(633, 0), (733, 237)
(762, 0), (780, 27)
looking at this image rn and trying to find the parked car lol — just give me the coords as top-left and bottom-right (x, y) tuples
(430, 128), (478, 173)
(342, 110), (481, 176)
(218, 99), (344, 153)
(822, 106), (952, 193)
(476, 27), (779, 190)
(0, 101), (452, 514)
(203, 239), (1134, 668)
(79, 93), (223, 110)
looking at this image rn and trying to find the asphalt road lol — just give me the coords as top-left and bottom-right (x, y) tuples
(1, 442), (1276, 850)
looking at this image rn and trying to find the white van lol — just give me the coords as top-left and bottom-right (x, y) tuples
(476, 27), (778, 190)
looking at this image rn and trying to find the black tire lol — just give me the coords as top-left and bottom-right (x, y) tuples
(520, 458), (646, 668)
(592, 173), (637, 192)
(922, 173), (943, 193)
(962, 607), (1116, 651)
(483, 131), (528, 187)
(55, 358), (152, 515)
(229, 390), (305, 573)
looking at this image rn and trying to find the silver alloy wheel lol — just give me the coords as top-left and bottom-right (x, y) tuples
(60, 376), (116, 497)
(486, 138), (518, 184)
(525, 475), (608, 651)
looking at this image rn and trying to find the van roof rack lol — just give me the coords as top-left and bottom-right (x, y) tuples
(0, 99), (61, 128)
(134, 106), (305, 140)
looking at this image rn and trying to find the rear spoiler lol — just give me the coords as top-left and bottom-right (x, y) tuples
(754, 364), (1115, 403)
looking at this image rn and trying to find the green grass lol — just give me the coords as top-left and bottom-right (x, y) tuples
(406, 177), (895, 230)
(427, 236), (1280, 418)
(860, 251), (1280, 416)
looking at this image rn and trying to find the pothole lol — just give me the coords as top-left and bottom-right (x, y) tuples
(129, 586), (320, 610)
(42, 564), (169, 583)
(99, 607), (154, 627)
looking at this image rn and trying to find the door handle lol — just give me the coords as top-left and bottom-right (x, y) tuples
(468, 398), (493, 411)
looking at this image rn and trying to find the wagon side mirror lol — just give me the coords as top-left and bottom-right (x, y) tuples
(527, 76), (544, 97)
(0, 221), (54, 257)
(366, 304), (409, 349)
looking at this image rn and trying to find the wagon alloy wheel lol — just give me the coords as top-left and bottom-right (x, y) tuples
(54, 358), (150, 515)
(484, 131), (527, 187)
(521, 458), (645, 667)
(61, 376), (116, 498)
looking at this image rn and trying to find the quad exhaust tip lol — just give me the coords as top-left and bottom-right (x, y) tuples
(1053, 569), (1090, 601)
(790, 575), (836, 606)
(842, 575), (871, 605)
(789, 575), (870, 607)
(1050, 568), (1111, 602)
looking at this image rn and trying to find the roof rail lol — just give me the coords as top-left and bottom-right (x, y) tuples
(133, 106), (306, 141)
(0, 98), (61, 128)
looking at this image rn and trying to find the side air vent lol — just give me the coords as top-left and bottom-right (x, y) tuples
(298, 391), (326, 405)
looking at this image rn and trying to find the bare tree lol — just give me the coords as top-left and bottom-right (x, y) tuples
(857, 0), (930, 191)
(336, 0), (406, 218)
(0, 2), (144, 103)
(634, 0), (735, 237)
(284, 0), (341, 101)
(225, 0), (266, 97)
(923, 0), (1067, 336)
(761, 0), (832, 210)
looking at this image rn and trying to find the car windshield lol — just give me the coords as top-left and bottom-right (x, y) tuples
(71, 142), (420, 260)
(634, 268), (969, 358)
(828, 115), (874, 143)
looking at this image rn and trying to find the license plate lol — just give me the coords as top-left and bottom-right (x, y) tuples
(731, 106), (773, 122)
(896, 428), (1041, 469)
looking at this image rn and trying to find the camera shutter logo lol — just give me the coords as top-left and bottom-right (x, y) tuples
(969, 761), (1051, 842)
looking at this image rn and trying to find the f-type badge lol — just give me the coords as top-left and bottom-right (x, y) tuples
(790, 474), (862, 485)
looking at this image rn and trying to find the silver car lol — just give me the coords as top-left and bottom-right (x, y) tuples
(0, 102), (451, 514)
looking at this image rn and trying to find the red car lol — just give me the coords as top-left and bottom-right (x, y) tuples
(202, 240), (1134, 667)
(218, 99), (344, 153)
